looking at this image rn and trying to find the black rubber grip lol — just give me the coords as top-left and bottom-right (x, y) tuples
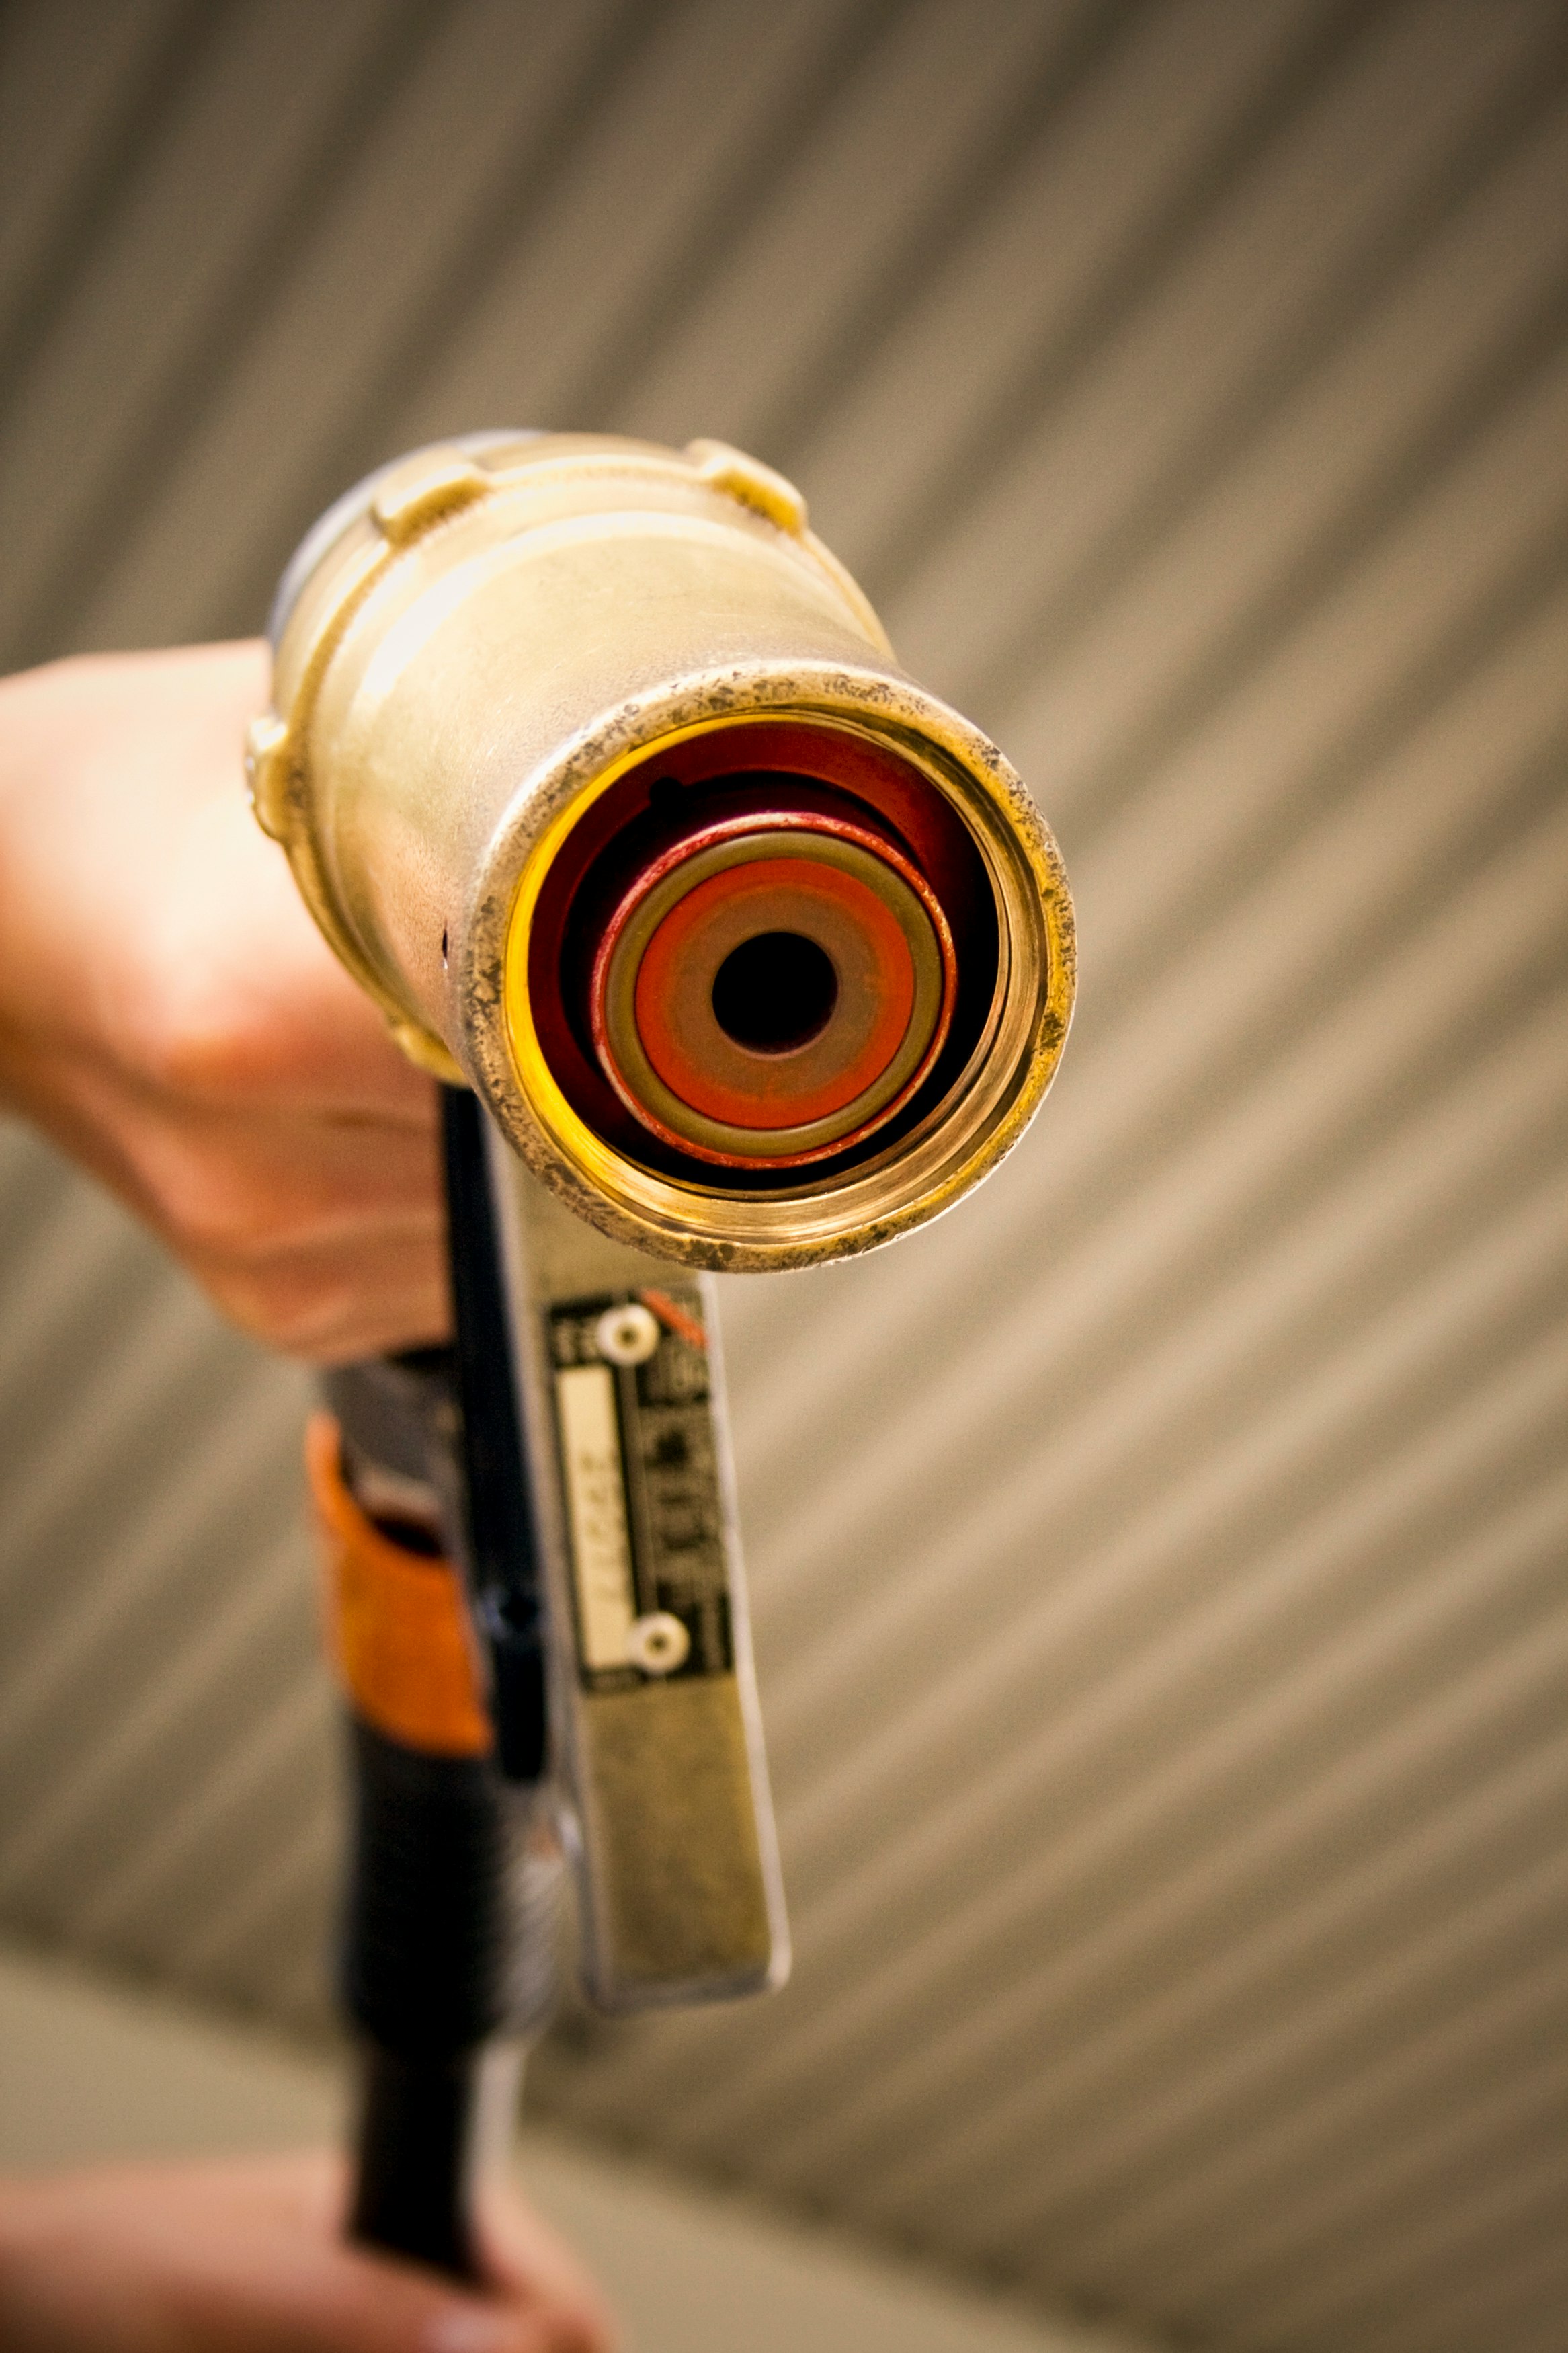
(349, 2044), (485, 2279)
(337, 1089), (554, 2275)
(342, 1717), (520, 2278)
(343, 1717), (518, 2059)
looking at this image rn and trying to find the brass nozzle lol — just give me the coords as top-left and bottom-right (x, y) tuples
(251, 432), (1074, 1271)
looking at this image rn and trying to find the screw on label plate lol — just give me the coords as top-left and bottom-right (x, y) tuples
(594, 1302), (661, 1366)
(626, 1611), (692, 1676)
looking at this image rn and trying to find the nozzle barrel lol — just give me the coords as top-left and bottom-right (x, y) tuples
(253, 432), (1073, 1269)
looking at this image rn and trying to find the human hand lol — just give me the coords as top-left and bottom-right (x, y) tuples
(0, 645), (448, 1361)
(0, 2151), (614, 2352)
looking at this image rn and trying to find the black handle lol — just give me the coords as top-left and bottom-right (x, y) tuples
(349, 2044), (488, 2280)
(332, 1084), (552, 2278)
(344, 1720), (521, 2277)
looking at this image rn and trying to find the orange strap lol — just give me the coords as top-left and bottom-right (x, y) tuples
(306, 1411), (492, 1759)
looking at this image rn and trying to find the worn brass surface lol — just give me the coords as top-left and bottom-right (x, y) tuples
(574, 1677), (776, 2002)
(593, 826), (950, 1164)
(256, 432), (1074, 1269)
(487, 1142), (788, 2011)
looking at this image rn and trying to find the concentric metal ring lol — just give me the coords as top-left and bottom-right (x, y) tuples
(589, 815), (954, 1167)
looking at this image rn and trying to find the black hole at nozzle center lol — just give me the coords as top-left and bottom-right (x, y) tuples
(711, 932), (838, 1054)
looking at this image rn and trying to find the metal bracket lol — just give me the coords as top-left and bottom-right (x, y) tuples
(484, 1123), (789, 2011)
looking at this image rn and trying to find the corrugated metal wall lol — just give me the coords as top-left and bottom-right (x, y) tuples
(1, 5), (1565, 2349)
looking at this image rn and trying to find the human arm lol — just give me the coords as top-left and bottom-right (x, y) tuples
(0, 2151), (613, 2352)
(0, 643), (448, 1363)
(0, 652), (615, 2344)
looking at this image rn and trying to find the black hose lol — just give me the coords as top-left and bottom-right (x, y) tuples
(343, 1721), (523, 2277)
(329, 1086), (554, 2278)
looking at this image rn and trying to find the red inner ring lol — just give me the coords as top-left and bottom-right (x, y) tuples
(587, 809), (957, 1164)
(530, 722), (995, 1184)
(633, 856), (919, 1128)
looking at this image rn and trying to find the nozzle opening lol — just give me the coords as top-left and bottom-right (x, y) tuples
(711, 932), (838, 1054)
(520, 717), (999, 1185)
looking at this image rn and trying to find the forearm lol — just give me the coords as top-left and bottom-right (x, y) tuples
(0, 647), (447, 1361)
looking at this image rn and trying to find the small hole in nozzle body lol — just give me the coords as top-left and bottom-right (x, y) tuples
(711, 931), (837, 1054)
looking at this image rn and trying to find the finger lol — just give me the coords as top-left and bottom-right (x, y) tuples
(476, 2181), (617, 2348)
(27, 1041), (440, 1242)
(214, 2252), (600, 2353)
(38, 645), (439, 1123)
(111, 803), (442, 1123)
(192, 1224), (453, 1363)
(0, 2155), (608, 2353)
(186, 2155), (612, 2353)
(6, 1060), (451, 1360)
(116, 1096), (445, 1264)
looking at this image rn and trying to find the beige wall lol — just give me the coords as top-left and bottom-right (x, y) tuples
(0, 1938), (1153, 2353)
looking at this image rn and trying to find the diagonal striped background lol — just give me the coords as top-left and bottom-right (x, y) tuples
(1, 5), (1565, 2348)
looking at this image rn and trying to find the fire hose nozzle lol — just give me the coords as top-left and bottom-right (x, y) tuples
(253, 432), (1074, 1269)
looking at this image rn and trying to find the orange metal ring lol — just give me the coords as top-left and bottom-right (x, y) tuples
(634, 856), (916, 1127)
(589, 811), (956, 1168)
